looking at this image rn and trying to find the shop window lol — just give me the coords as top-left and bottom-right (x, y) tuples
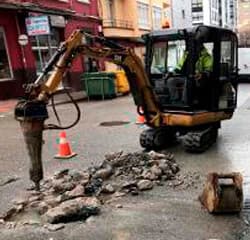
(0, 27), (12, 80)
(30, 28), (61, 74)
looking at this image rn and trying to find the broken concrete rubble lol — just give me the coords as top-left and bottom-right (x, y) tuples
(3, 150), (180, 225)
(44, 197), (100, 224)
(137, 180), (154, 191)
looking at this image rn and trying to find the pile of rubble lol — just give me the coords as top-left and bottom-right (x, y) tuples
(1, 150), (179, 225)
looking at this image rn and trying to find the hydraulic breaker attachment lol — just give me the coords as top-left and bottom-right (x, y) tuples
(15, 100), (48, 191)
(199, 172), (243, 213)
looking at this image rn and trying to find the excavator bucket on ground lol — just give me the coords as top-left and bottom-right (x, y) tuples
(199, 172), (243, 213)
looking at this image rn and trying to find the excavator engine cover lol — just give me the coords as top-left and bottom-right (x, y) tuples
(199, 172), (243, 213)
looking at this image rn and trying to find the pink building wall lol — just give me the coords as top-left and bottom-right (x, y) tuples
(0, 0), (100, 99)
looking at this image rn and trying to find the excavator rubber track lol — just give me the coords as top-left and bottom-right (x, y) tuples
(182, 126), (218, 153)
(140, 127), (176, 150)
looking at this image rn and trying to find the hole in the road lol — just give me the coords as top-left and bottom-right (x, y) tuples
(99, 121), (130, 127)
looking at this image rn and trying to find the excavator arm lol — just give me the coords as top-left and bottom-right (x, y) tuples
(14, 29), (162, 190)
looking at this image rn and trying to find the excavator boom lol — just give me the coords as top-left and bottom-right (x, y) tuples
(14, 29), (162, 190)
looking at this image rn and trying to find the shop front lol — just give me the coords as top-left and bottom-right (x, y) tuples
(0, 1), (101, 100)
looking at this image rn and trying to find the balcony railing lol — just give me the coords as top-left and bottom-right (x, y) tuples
(103, 19), (133, 29)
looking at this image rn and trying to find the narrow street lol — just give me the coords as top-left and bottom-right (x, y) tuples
(0, 84), (250, 239)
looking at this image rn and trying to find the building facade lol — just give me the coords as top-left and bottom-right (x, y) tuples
(0, 0), (101, 100)
(98, 0), (170, 71)
(237, 0), (250, 47)
(169, 0), (237, 30)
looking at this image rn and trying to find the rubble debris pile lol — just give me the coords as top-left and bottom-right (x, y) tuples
(1, 150), (179, 225)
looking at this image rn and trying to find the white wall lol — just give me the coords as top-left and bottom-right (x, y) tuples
(170, 0), (192, 28)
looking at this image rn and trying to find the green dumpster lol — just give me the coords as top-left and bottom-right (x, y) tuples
(81, 72), (117, 99)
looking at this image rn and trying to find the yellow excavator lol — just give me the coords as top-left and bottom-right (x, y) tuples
(14, 26), (238, 190)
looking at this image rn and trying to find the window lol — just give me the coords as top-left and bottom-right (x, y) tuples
(182, 9), (185, 19)
(0, 27), (12, 80)
(106, 0), (114, 20)
(192, 12), (203, 22)
(153, 6), (162, 30)
(192, 0), (202, 7)
(219, 40), (236, 109)
(77, 0), (90, 3)
(150, 40), (186, 74)
(137, 2), (149, 29)
(30, 28), (61, 74)
(221, 41), (233, 71)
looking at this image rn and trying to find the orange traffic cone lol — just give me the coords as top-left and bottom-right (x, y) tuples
(136, 114), (145, 124)
(54, 131), (77, 159)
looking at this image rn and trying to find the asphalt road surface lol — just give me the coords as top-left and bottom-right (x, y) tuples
(1, 84), (250, 239)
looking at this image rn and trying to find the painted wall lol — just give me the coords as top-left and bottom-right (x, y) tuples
(170, 0), (192, 28)
(0, 0), (100, 99)
(99, 0), (170, 38)
(0, 10), (37, 99)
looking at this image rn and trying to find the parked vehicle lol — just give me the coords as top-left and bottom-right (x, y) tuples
(238, 47), (250, 82)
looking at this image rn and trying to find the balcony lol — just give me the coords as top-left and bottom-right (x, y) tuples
(103, 19), (133, 30)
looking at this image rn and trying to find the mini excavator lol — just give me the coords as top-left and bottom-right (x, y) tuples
(15, 26), (238, 190)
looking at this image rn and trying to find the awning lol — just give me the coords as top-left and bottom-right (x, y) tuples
(0, 1), (74, 16)
(106, 36), (145, 44)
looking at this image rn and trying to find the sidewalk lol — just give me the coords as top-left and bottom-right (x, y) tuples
(0, 100), (17, 114)
(0, 91), (87, 115)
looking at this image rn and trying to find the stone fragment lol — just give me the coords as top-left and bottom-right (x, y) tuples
(12, 197), (28, 206)
(101, 184), (115, 194)
(93, 165), (113, 180)
(116, 204), (123, 208)
(63, 185), (85, 200)
(112, 192), (126, 198)
(22, 220), (40, 226)
(37, 202), (49, 215)
(170, 163), (180, 174)
(105, 151), (123, 162)
(158, 162), (171, 172)
(29, 201), (41, 208)
(53, 181), (75, 194)
(6, 221), (16, 229)
(68, 170), (89, 182)
(44, 223), (65, 231)
(29, 195), (42, 203)
(148, 151), (166, 160)
(53, 169), (69, 179)
(0, 219), (5, 224)
(141, 170), (157, 181)
(137, 180), (153, 191)
(121, 181), (137, 189)
(130, 187), (139, 196)
(44, 197), (100, 224)
(150, 165), (162, 177)
(132, 167), (142, 175)
(85, 178), (103, 195)
(45, 196), (60, 208)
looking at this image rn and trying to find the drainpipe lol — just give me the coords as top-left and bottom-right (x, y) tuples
(170, 0), (174, 28)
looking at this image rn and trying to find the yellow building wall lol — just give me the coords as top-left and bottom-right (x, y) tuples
(99, 0), (169, 38)
(98, 0), (170, 71)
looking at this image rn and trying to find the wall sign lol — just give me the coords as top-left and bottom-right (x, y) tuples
(25, 16), (50, 36)
(50, 15), (66, 28)
(18, 34), (29, 46)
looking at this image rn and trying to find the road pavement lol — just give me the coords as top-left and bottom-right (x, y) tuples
(1, 84), (250, 239)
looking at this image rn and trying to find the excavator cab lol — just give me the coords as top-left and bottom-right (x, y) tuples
(140, 26), (238, 152)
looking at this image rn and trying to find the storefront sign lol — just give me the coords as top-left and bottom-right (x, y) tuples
(25, 16), (50, 36)
(50, 15), (66, 28)
(18, 34), (29, 46)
